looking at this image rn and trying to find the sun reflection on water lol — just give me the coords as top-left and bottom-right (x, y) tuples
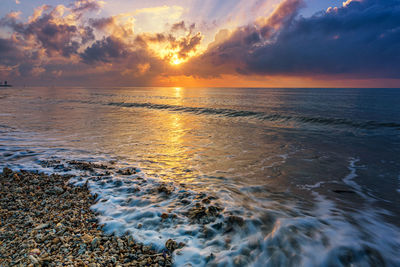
(148, 87), (199, 184)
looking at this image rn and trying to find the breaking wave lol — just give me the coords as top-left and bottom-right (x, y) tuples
(107, 102), (400, 130)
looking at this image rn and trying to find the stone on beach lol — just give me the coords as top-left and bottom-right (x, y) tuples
(117, 167), (137, 175)
(0, 168), (173, 266)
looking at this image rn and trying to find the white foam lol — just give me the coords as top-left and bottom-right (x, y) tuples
(2, 155), (400, 266)
(343, 158), (359, 186)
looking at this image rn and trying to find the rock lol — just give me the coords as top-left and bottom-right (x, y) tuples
(165, 239), (178, 252)
(82, 234), (93, 243)
(29, 248), (41, 256)
(67, 160), (95, 171)
(12, 173), (20, 181)
(127, 236), (135, 247)
(117, 238), (124, 250)
(117, 167), (136, 175)
(161, 213), (169, 220)
(52, 237), (60, 245)
(233, 255), (247, 266)
(157, 184), (174, 195)
(207, 205), (220, 216)
(187, 206), (209, 222)
(143, 245), (150, 253)
(2, 167), (12, 177)
(91, 237), (100, 249)
(53, 186), (64, 194)
(78, 243), (87, 255)
(227, 215), (245, 227)
(34, 223), (50, 230)
(28, 255), (40, 265)
(155, 255), (165, 265)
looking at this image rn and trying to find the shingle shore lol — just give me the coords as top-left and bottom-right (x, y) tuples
(0, 168), (175, 267)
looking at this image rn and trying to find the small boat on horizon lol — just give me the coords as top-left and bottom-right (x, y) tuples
(0, 81), (12, 87)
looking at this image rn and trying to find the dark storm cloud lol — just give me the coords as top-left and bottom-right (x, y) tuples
(80, 36), (128, 63)
(1, 6), (89, 57)
(0, 38), (23, 66)
(0, 1), (109, 81)
(184, 0), (304, 77)
(0, 38), (18, 57)
(0, 37), (47, 78)
(247, 0), (400, 77)
(25, 16), (79, 57)
(186, 0), (400, 78)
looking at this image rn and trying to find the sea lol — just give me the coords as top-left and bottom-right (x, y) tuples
(0, 87), (399, 266)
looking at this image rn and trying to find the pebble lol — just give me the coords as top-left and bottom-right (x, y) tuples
(34, 223), (50, 230)
(0, 168), (173, 266)
(28, 255), (40, 265)
(91, 237), (99, 249)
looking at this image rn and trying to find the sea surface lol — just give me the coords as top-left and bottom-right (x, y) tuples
(1, 87), (399, 266)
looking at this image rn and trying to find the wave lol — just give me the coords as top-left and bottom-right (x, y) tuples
(107, 102), (400, 130)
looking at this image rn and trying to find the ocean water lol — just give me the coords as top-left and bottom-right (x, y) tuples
(0, 87), (399, 266)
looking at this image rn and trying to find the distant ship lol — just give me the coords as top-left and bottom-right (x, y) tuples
(0, 81), (12, 87)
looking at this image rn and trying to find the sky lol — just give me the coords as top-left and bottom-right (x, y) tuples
(0, 0), (399, 87)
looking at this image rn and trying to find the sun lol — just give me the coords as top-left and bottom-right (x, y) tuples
(172, 58), (181, 65)
(171, 55), (184, 65)
(146, 42), (193, 66)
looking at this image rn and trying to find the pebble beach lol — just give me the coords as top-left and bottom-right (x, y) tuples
(0, 167), (175, 266)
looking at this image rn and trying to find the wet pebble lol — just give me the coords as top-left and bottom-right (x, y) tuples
(0, 168), (173, 266)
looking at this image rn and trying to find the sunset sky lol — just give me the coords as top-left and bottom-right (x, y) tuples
(0, 0), (399, 87)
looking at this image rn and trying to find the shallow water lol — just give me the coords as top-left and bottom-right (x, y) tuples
(1, 87), (399, 266)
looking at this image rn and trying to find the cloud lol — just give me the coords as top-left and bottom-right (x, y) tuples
(72, 0), (104, 13)
(1, 0), (399, 85)
(171, 21), (195, 33)
(5, 11), (21, 19)
(89, 15), (135, 39)
(26, 18), (79, 57)
(248, 0), (400, 78)
(181, 0), (304, 77)
(1, 3), (96, 58)
(0, 38), (23, 66)
(80, 36), (128, 63)
(184, 0), (400, 79)
(0, 0), (203, 84)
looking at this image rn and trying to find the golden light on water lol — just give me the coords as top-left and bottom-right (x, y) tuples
(147, 87), (198, 183)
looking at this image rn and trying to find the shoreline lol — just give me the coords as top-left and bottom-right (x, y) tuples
(0, 168), (174, 266)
